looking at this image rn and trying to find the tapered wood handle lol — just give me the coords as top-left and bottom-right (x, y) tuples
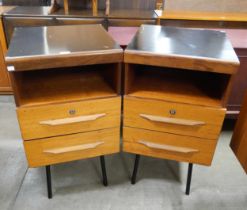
(40, 113), (106, 126)
(140, 114), (205, 126)
(138, 140), (199, 154)
(44, 141), (104, 154)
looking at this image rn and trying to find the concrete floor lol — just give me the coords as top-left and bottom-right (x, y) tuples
(0, 96), (247, 210)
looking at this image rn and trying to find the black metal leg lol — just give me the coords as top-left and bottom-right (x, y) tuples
(46, 165), (52, 199)
(100, 156), (108, 186)
(131, 154), (140, 184)
(185, 163), (193, 195)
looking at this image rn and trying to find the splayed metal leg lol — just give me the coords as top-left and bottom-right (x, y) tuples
(46, 165), (52, 199)
(185, 163), (193, 195)
(100, 156), (108, 186)
(131, 155), (140, 184)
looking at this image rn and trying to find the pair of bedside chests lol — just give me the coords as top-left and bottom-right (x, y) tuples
(6, 24), (239, 198)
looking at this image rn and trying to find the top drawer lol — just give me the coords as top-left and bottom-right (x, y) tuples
(17, 97), (121, 140)
(124, 97), (226, 140)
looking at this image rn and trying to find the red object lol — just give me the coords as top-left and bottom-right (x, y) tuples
(209, 29), (247, 49)
(108, 27), (139, 48)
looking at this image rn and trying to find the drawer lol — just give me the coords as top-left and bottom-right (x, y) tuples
(124, 97), (226, 140)
(18, 97), (121, 140)
(24, 128), (120, 167)
(123, 127), (217, 166)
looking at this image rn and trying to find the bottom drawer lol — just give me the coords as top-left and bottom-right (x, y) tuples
(123, 127), (217, 166)
(24, 128), (120, 167)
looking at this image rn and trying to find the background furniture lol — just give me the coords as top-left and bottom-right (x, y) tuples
(123, 25), (239, 195)
(231, 91), (247, 174)
(2, 6), (158, 44)
(49, 0), (99, 15)
(165, 0), (247, 13)
(0, 6), (14, 93)
(6, 24), (122, 198)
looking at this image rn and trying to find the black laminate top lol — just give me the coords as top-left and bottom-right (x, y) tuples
(126, 25), (239, 64)
(6, 24), (121, 59)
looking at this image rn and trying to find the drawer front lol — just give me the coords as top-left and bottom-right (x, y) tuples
(24, 128), (120, 167)
(123, 127), (217, 166)
(18, 97), (121, 140)
(124, 97), (226, 140)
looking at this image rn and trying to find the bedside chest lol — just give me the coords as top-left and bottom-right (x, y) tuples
(123, 25), (239, 194)
(6, 24), (123, 198)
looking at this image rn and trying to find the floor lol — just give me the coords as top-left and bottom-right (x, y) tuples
(0, 96), (246, 210)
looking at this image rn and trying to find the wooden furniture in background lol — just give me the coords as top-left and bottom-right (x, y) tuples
(50, 0), (98, 15)
(156, 10), (247, 24)
(223, 30), (247, 118)
(164, 0), (247, 13)
(123, 25), (239, 195)
(0, 6), (15, 93)
(230, 92), (247, 174)
(6, 24), (123, 198)
(156, 0), (163, 10)
(3, 6), (158, 45)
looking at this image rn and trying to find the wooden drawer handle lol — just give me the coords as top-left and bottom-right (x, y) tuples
(39, 113), (106, 126)
(44, 141), (104, 154)
(138, 140), (199, 154)
(140, 114), (205, 126)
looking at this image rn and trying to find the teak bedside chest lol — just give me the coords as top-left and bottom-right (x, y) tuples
(6, 24), (123, 198)
(123, 25), (239, 194)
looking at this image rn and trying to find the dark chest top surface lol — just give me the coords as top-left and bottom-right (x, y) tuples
(6, 24), (121, 59)
(126, 25), (239, 64)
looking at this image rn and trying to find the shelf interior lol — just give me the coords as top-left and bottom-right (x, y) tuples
(13, 64), (120, 107)
(126, 64), (230, 107)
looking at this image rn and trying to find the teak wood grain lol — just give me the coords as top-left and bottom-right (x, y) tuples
(124, 97), (226, 140)
(155, 10), (247, 22)
(124, 64), (229, 108)
(10, 66), (120, 107)
(230, 92), (247, 173)
(6, 51), (123, 72)
(24, 127), (120, 167)
(124, 51), (239, 75)
(123, 127), (217, 166)
(18, 97), (121, 140)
